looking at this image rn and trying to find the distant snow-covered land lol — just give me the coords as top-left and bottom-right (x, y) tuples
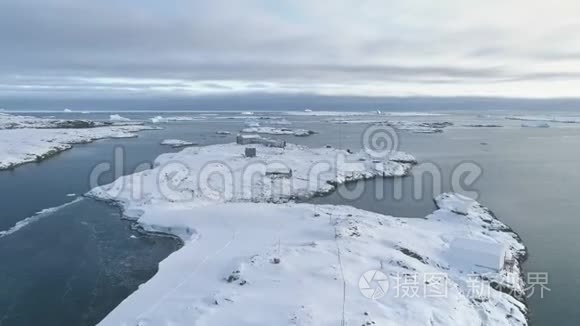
(506, 115), (580, 123)
(0, 113), (152, 169)
(284, 110), (445, 117)
(150, 116), (199, 123)
(329, 118), (453, 133)
(88, 142), (527, 326)
(241, 126), (316, 136)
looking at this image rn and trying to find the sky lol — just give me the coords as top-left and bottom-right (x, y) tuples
(2, 0), (580, 103)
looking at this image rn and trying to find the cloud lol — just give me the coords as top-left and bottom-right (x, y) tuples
(1, 0), (580, 99)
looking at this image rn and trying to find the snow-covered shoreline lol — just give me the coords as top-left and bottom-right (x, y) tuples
(88, 142), (528, 326)
(95, 197), (528, 326)
(0, 113), (154, 170)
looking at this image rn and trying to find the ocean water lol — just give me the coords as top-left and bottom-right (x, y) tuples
(1, 110), (579, 325)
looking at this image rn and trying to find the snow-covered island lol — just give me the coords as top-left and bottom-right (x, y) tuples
(89, 142), (417, 209)
(0, 113), (153, 170)
(150, 116), (200, 123)
(160, 139), (197, 148)
(506, 115), (580, 124)
(88, 142), (528, 326)
(521, 123), (550, 128)
(463, 124), (504, 128)
(241, 126), (316, 137)
(329, 118), (453, 133)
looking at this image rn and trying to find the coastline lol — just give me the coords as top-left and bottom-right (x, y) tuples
(88, 142), (529, 326)
(0, 125), (154, 170)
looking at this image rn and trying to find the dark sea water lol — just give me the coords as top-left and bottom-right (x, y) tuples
(0, 110), (579, 325)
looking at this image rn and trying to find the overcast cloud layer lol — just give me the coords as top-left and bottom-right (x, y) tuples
(2, 0), (580, 100)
